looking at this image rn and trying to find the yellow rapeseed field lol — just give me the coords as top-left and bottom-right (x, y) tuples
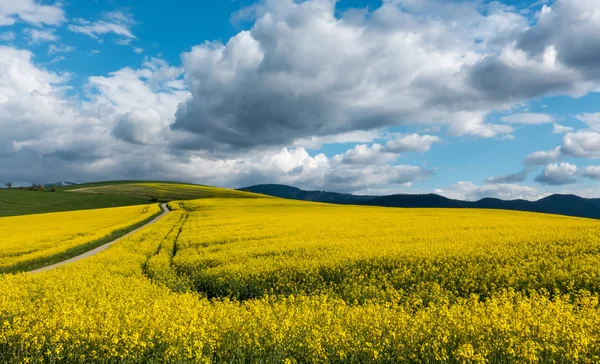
(0, 204), (161, 273)
(2, 196), (600, 362)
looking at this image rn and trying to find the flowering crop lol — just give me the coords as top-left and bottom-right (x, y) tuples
(0, 204), (161, 273)
(171, 198), (600, 304)
(2, 196), (600, 363)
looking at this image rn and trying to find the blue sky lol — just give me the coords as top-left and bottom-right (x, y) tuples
(2, 0), (600, 200)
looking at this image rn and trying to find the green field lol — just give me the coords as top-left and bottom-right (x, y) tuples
(0, 189), (148, 217)
(67, 181), (258, 201)
(56, 180), (197, 191)
(1, 181), (260, 217)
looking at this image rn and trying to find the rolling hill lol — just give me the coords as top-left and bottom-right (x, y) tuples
(240, 184), (600, 219)
(1, 181), (259, 217)
(67, 181), (258, 201)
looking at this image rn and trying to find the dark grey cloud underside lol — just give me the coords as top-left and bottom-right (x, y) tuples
(486, 169), (530, 184)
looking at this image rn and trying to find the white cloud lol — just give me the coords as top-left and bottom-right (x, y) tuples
(580, 166), (600, 180)
(24, 28), (58, 44)
(175, 147), (430, 193)
(0, 46), (431, 193)
(0, 31), (15, 41)
(172, 0), (535, 153)
(332, 144), (397, 165)
(562, 131), (600, 159)
(4, 0), (600, 196)
(469, 0), (600, 105)
(500, 113), (554, 124)
(486, 169), (530, 184)
(303, 133), (440, 168)
(517, 0), (600, 81)
(553, 123), (573, 133)
(576, 113), (600, 131)
(384, 134), (441, 153)
(133, 47), (143, 54)
(48, 44), (75, 55)
(0, 0), (65, 27)
(68, 11), (136, 40)
(0, 46), (186, 184)
(524, 146), (562, 166)
(173, 0), (600, 153)
(106, 11), (135, 25)
(88, 63), (188, 143)
(293, 130), (382, 149)
(50, 55), (65, 63)
(68, 22), (135, 39)
(0, 46), (82, 160)
(534, 162), (578, 185)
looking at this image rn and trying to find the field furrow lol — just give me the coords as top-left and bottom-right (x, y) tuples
(3, 194), (600, 362)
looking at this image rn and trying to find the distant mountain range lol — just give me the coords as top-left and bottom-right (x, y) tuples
(240, 184), (600, 220)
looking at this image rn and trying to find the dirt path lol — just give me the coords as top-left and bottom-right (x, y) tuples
(31, 203), (171, 273)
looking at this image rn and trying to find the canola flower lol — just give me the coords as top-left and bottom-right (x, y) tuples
(0, 204), (160, 272)
(2, 196), (600, 363)
(173, 198), (600, 303)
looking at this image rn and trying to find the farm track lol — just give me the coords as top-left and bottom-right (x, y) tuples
(30, 203), (171, 273)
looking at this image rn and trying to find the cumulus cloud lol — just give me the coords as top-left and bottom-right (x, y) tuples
(332, 144), (397, 165)
(534, 162), (578, 185)
(68, 11), (136, 40)
(314, 133), (440, 167)
(383, 134), (441, 153)
(518, 1), (600, 79)
(562, 131), (600, 159)
(553, 123), (573, 133)
(485, 169), (530, 184)
(0, 0), (65, 27)
(0, 46), (187, 182)
(112, 109), (165, 145)
(0, 44), (430, 194)
(171, 0), (537, 152)
(469, 0), (600, 104)
(580, 166), (600, 180)
(172, 0), (600, 154)
(86, 60), (188, 149)
(4, 0), (600, 197)
(576, 113), (600, 131)
(500, 113), (554, 124)
(24, 28), (58, 44)
(0, 46), (102, 177)
(524, 146), (562, 166)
